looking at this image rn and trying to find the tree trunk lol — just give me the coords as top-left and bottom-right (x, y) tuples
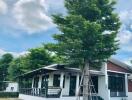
(83, 60), (90, 100)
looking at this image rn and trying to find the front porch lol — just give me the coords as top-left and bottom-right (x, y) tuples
(17, 64), (105, 99)
(19, 72), (88, 98)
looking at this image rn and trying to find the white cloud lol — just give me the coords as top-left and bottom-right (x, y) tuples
(44, 0), (66, 15)
(0, 49), (6, 55)
(13, 0), (54, 34)
(0, 0), (8, 14)
(124, 58), (132, 66)
(117, 30), (132, 45)
(117, 10), (132, 45)
(119, 10), (132, 23)
(122, 46), (132, 52)
(0, 49), (29, 58)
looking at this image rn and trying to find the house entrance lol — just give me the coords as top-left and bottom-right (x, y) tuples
(69, 75), (76, 96)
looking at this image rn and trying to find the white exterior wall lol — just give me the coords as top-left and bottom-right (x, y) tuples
(98, 63), (110, 100)
(32, 77), (34, 88)
(48, 73), (53, 86)
(128, 92), (132, 100)
(6, 82), (18, 92)
(38, 75), (42, 88)
(61, 74), (70, 96)
(76, 74), (80, 95)
(60, 72), (64, 88)
(125, 74), (128, 97)
(98, 76), (110, 100)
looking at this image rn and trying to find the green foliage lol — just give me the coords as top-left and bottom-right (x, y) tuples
(8, 46), (57, 80)
(50, 0), (120, 67)
(0, 53), (13, 81)
(8, 56), (29, 80)
(28, 47), (54, 70)
(45, 43), (66, 64)
(0, 53), (13, 64)
(0, 92), (19, 98)
(2, 0), (121, 81)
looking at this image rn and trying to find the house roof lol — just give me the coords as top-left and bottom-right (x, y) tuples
(17, 58), (132, 78)
(17, 64), (104, 78)
(16, 64), (58, 78)
(108, 58), (132, 72)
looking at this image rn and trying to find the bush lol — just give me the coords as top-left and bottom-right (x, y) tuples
(0, 92), (19, 98)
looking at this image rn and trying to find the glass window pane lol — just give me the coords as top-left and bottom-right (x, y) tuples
(53, 74), (60, 87)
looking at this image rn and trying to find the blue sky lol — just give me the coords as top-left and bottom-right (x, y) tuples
(0, 0), (132, 65)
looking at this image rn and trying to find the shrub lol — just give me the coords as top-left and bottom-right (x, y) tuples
(0, 92), (19, 98)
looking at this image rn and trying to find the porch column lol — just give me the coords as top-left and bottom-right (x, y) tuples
(125, 74), (128, 96)
(60, 72), (64, 88)
(76, 74), (80, 96)
(49, 74), (53, 86)
(38, 75), (42, 88)
(98, 62), (110, 100)
(60, 72), (64, 97)
(32, 77), (34, 88)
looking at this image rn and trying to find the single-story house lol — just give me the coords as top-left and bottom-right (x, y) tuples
(17, 58), (132, 100)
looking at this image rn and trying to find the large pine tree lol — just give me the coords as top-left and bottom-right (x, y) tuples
(50, 0), (120, 99)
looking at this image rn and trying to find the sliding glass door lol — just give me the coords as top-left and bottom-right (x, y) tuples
(108, 72), (126, 97)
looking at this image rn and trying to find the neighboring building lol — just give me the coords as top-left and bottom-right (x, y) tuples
(6, 82), (18, 92)
(17, 58), (132, 100)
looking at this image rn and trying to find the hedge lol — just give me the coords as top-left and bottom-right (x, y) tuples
(0, 92), (19, 98)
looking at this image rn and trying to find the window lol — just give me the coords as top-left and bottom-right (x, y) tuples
(108, 72), (125, 97)
(79, 76), (98, 94)
(63, 75), (65, 88)
(33, 76), (39, 88)
(91, 76), (98, 93)
(53, 74), (60, 87)
(25, 78), (32, 88)
(41, 75), (49, 88)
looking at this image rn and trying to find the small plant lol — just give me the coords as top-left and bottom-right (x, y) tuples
(0, 92), (19, 98)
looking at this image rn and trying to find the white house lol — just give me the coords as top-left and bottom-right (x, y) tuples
(17, 58), (132, 100)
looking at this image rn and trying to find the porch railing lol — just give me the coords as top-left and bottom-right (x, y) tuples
(19, 87), (62, 98)
(19, 88), (47, 97)
(47, 86), (62, 98)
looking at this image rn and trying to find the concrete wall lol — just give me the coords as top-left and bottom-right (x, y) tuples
(6, 82), (18, 92)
